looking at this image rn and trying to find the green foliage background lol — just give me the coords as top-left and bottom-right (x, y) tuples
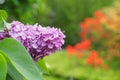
(43, 51), (120, 80)
(0, 0), (115, 46)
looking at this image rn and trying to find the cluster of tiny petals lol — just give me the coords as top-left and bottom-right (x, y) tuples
(0, 28), (10, 40)
(0, 32), (4, 40)
(7, 21), (65, 61)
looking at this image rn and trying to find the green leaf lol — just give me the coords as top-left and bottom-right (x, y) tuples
(6, 74), (14, 80)
(0, 10), (7, 21)
(2, 18), (11, 30)
(0, 53), (7, 80)
(6, 56), (24, 80)
(0, 10), (7, 31)
(0, 38), (42, 80)
(0, 52), (27, 80)
(0, 21), (4, 31)
(36, 59), (49, 74)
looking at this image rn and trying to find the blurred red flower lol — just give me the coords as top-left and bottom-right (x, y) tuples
(86, 50), (106, 68)
(94, 10), (103, 18)
(66, 45), (78, 57)
(75, 39), (91, 50)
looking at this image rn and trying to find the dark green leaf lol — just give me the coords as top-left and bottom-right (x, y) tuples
(6, 73), (14, 80)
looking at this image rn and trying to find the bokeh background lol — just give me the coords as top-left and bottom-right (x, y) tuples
(0, 0), (120, 80)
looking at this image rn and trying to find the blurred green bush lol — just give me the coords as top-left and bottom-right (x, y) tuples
(0, 0), (115, 46)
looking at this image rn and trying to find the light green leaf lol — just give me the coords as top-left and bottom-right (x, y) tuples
(0, 38), (42, 80)
(2, 18), (11, 30)
(0, 21), (4, 31)
(0, 53), (7, 80)
(0, 10), (7, 21)
(0, 51), (22, 80)
(0, 10), (7, 31)
(36, 59), (49, 74)
(6, 56), (24, 80)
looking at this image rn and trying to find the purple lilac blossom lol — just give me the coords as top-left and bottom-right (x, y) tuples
(1, 21), (65, 61)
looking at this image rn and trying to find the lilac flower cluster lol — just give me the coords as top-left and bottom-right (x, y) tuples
(0, 21), (65, 61)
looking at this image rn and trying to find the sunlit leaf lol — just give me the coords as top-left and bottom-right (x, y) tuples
(0, 10), (7, 21)
(2, 18), (11, 30)
(36, 59), (49, 74)
(0, 53), (7, 80)
(0, 10), (7, 31)
(0, 38), (42, 80)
